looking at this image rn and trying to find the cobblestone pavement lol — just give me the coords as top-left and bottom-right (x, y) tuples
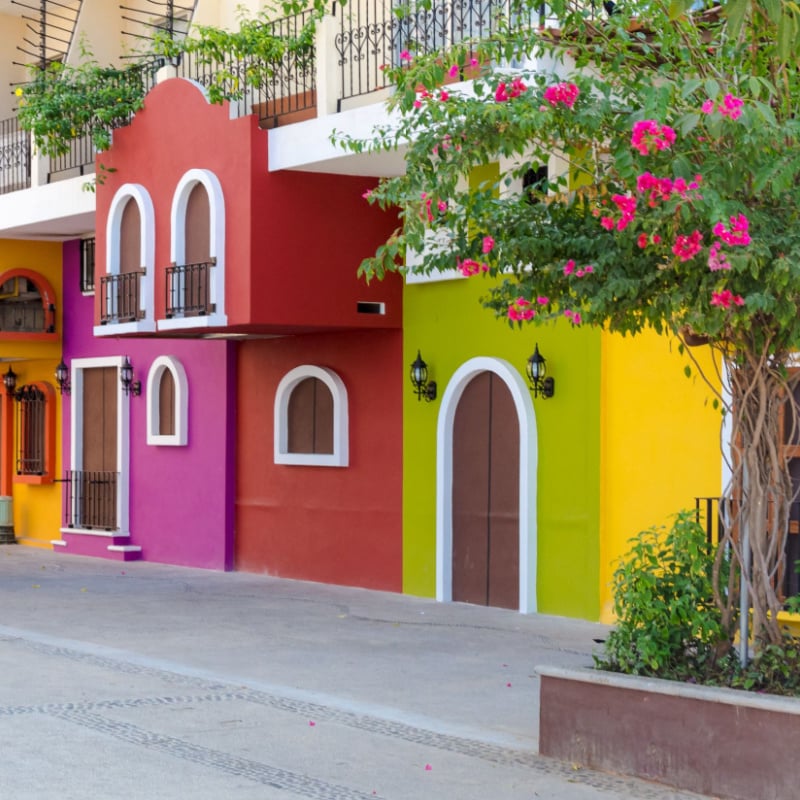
(0, 548), (715, 799)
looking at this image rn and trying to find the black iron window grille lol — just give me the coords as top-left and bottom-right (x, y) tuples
(80, 238), (95, 294)
(0, 116), (31, 195)
(165, 260), (214, 318)
(62, 470), (118, 531)
(15, 385), (46, 475)
(100, 272), (144, 324)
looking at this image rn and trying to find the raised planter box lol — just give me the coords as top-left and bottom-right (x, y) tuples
(538, 664), (800, 800)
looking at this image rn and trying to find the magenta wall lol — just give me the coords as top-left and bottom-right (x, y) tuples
(62, 240), (234, 569)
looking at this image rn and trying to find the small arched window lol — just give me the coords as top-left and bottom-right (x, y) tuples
(97, 183), (155, 335)
(146, 356), (188, 446)
(274, 366), (348, 467)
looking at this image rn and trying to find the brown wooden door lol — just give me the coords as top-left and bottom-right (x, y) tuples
(81, 367), (118, 529)
(452, 371), (520, 609)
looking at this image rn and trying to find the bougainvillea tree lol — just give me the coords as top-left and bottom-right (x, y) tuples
(345, 0), (800, 650)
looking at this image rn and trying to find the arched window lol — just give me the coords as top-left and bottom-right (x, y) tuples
(0, 270), (57, 337)
(146, 356), (188, 446)
(160, 169), (226, 330)
(274, 366), (348, 467)
(96, 183), (155, 335)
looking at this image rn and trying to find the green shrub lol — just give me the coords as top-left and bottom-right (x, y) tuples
(596, 510), (734, 681)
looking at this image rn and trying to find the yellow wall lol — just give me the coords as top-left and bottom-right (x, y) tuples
(599, 328), (723, 621)
(0, 239), (63, 547)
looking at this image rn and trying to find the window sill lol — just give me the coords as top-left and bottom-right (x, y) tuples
(14, 474), (54, 485)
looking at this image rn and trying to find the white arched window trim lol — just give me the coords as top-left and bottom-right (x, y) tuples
(146, 356), (189, 446)
(436, 357), (538, 613)
(274, 365), (349, 467)
(158, 168), (227, 331)
(95, 183), (156, 336)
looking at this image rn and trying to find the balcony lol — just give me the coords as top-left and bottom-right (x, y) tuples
(165, 260), (215, 318)
(62, 470), (118, 531)
(99, 272), (144, 325)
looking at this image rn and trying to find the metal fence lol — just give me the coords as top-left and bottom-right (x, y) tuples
(175, 11), (316, 127)
(0, 116), (31, 194)
(100, 272), (143, 324)
(334, 0), (544, 102)
(166, 260), (214, 317)
(63, 470), (118, 531)
(695, 496), (800, 599)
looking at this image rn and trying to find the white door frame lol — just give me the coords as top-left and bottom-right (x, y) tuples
(435, 356), (539, 613)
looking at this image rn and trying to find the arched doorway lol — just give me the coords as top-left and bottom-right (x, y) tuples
(436, 357), (538, 613)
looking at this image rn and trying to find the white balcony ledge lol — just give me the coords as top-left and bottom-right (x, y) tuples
(0, 176), (95, 239)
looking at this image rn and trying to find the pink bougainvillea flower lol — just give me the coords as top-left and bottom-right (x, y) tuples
(457, 258), (488, 277)
(701, 99), (715, 114)
(508, 298), (535, 321)
(439, 90), (450, 102)
(631, 120), (677, 155)
(719, 93), (744, 120)
(708, 242), (730, 271)
(713, 214), (750, 246)
(711, 289), (745, 308)
(672, 230), (703, 261)
(563, 259), (576, 276)
(495, 82), (509, 102)
(469, 57), (479, 67)
(637, 233), (649, 249)
(448, 63), (459, 78)
(399, 50), (412, 62)
(536, 296), (549, 305)
(563, 309), (582, 325)
(600, 216), (615, 231)
(543, 82), (580, 108)
(437, 200), (448, 213)
(611, 193), (637, 230)
(362, 189), (372, 200)
(509, 77), (527, 98)
(482, 235), (495, 254)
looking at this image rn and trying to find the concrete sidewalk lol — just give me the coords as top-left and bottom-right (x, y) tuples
(0, 547), (712, 799)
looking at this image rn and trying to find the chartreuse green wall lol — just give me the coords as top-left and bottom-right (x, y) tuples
(0, 239), (63, 548)
(402, 270), (604, 620)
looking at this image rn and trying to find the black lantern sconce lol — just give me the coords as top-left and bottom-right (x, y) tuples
(55, 359), (70, 395)
(3, 366), (17, 397)
(410, 350), (437, 402)
(526, 344), (555, 399)
(120, 356), (141, 397)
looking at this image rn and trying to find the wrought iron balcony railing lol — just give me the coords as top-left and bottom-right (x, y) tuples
(62, 470), (118, 531)
(100, 272), (144, 324)
(0, 116), (31, 195)
(166, 260), (215, 318)
(174, 10), (316, 128)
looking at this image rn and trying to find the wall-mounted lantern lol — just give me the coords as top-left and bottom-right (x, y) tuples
(120, 356), (141, 397)
(410, 350), (437, 402)
(55, 359), (70, 395)
(3, 366), (18, 397)
(526, 344), (555, 399)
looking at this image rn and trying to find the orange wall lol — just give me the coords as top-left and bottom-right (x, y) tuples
(235, 329), (403, 590)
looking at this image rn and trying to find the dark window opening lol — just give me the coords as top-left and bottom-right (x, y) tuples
(15, 385), (46, 475)
(523, 166), (548, 205)
(287, 377), (334, 455)
(80, 238), (95, 294)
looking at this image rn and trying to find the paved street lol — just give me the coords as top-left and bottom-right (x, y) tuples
(0, 547), (713, 799)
